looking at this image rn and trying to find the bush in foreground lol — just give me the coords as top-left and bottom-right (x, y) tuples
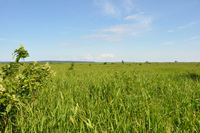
(0, 45), (55, 131)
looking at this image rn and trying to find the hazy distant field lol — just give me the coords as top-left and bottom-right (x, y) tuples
(1, 63), (200, 132)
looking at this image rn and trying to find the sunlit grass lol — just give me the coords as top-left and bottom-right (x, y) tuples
(1, 63), (200, 132)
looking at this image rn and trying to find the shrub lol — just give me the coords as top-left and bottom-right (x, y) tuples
(145, 61), (151, 64)
(0, 45), (55, 131)
(12, 44), (29, 63)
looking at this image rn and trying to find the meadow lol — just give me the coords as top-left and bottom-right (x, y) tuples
(1, 62), (200, 132)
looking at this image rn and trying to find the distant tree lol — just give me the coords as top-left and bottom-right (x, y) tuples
(122, 60), (124, 64)
(12, 44), (29, 63)
(145, 61), (151, 64)
(104, 62), (107, 65)
(175, 61), (178, 63)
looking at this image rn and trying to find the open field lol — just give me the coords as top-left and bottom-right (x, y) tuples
(1, 63), (200, 132)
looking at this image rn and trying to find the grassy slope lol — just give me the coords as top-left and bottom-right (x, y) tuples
(1, 63), (200, 132)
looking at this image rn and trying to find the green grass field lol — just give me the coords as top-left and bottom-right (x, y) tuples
(1, 63), (200, 132)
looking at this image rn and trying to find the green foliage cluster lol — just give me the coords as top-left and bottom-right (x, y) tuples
(0, 45), (55, 131)
(12, 44), (29, 63)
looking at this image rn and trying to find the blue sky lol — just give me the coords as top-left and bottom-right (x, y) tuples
(0, 0), (200, 62)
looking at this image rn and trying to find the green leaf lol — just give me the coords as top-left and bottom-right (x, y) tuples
(0, 98), (6, 103)
(0, 112), (6, 116)
(6, 104), (12, 113)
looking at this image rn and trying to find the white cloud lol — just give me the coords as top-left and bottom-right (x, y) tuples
(122, 0), (134, 12)
(105, 13), (152, 35)
(103, 1), (116, 15)
(178, 22), (196, 29)
(82, 34), (123, 42)
(73, 57), (78, 61)
(189, 36), (199, 40)
(92, 1), (152, 42)
(82, 54), (94, 60)
(93, 0), (134, 16)
(97, 54), (115, 59)
(59, 57), (64, 60)
(168, 22), (197, 32)
(83, 13), (152, 42)
(93, 0), (119, 15)
(81, 53), (115, 61)
(167, 30), (174, 33)
(124, 15), (138, 20)
(102, 24), (132, 34)
(124, 13), (152, 25)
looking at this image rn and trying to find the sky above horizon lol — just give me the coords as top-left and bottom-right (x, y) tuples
(0, 0), (200, 62)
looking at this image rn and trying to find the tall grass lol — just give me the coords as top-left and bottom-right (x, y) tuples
(1, 63), (200, 132)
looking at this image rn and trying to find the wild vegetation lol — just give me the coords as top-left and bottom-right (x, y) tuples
(0, 45), (55, 132)
(0, 46), (200, 132)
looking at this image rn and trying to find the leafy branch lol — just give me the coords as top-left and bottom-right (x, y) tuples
(12, 44), (29, 63)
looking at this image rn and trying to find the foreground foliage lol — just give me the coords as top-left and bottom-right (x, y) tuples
(0, 45), (55, 132)
(12, 44), (29, 63)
